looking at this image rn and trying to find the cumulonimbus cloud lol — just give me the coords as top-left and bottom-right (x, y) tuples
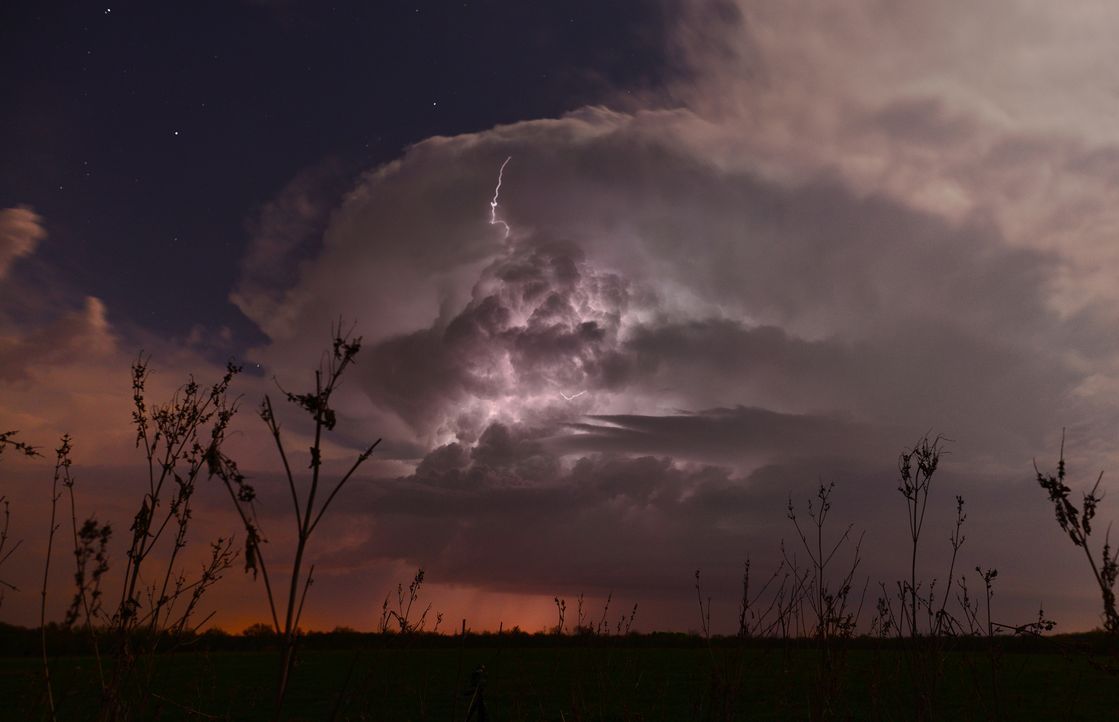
(218, 82), (1119, 630)
(4, 0), (1107, 632)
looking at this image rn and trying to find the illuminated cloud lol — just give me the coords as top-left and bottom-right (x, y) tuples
(230, 160), (350, 335)
(0, 296), (115, 382)
(0, 206), (45, 280)
(669, 0), (1119, 319)
(214, 93), (1112, 631)
(215, 1), (1119, 629)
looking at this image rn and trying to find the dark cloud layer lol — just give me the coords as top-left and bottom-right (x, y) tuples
(310, 429), (1065, 611)
(563, 406), (880, 466)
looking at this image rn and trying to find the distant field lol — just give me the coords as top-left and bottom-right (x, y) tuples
(1, 635), (1117, 721)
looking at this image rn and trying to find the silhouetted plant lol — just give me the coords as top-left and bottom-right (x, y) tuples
(946, 564), (1054, 719)
(737, 558), (752, 638)
(40, 436), (71, 721)
(379, 568), (442, 633)
(1035, 432), (1118, 634)
(694, 571), (713, 641)
(553, 596), (567, 635)
(63, 515), (111, 685)
(786, 482), (865, 721)
(0, 431), (38, 609)
(208, 324), (381, 715)
(0, 429), (40, 458)
(786, 483), (865, 643)
(874, 435), (967, 720)
(94, 357), (242, 720)
(0, 495), (16, 608)
(771, 548), (812, 641)
(737, 556), (798, 638)
(594, 592), (612, 635)
(56, 429), (114, 695)
(693, 569), (735, 720)
(616, 602), (638, 635)
(897, 435), (946, 638)
(933, 494), (967, 636)
(976, 566), (1005, 717)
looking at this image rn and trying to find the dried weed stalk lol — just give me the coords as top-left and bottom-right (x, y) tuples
(96, 357), (242, 720)
(209, 325), (381, 714)
(0, 431), (39, 608)
(1035, 432), (1118, 634)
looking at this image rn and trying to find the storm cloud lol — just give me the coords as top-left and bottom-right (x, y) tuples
(218, 82), (1117, 628)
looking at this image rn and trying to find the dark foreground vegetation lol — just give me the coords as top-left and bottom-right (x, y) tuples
(0, 626), (1118, 721)
(2, 328), (1118, 720)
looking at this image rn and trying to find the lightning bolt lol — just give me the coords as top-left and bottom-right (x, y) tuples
(559, 390), (586, 401)
(490, 156), (512, 239)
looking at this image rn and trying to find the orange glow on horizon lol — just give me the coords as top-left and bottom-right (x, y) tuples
(207, 590), (567, 636)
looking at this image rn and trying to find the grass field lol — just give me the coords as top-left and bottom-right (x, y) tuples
(2, 634), (1117, 721)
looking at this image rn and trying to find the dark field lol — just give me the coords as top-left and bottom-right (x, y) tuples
(2, 634), (1117, 721)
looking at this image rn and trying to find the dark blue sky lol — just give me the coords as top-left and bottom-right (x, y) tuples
(1, 0), (674, 343)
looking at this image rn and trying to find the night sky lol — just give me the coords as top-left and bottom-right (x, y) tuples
(2, 1), (671, 343)
(4, 1), (1119, 633)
